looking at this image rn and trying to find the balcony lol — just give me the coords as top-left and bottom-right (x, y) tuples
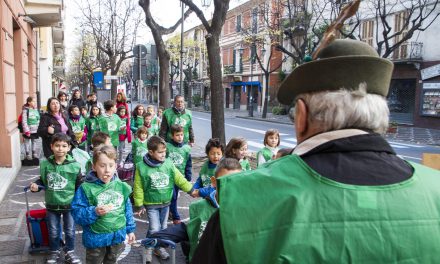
(392, 42), (423, 62)
(24, 0), (63, 27)
(223, 65), (235, 75)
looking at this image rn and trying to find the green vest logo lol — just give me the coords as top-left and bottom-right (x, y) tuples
(72, 125), (82, 133)
(28, 111), (38, 122)
(108, 122), (117, 132)
(47, 172), (68, 190)
(201, 174), (211, 186)
(91, 122), (96, 130)
(198, 221), (208, 241)
(150, 172), (169, 189)
(96, 190), (124, 211)
(169, 152), (184, 166)
(174, 117), (187, 127)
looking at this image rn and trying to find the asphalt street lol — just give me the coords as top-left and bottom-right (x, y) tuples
(192, 111), (440, 163)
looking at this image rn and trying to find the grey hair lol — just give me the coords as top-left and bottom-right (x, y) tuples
(291, 83), (389, 134)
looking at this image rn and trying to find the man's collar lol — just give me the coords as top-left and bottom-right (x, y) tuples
(293, 129), (369, 156)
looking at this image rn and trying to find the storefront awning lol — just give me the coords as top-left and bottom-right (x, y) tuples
(230, 81), (261, 92)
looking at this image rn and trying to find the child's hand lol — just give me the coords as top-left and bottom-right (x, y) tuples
(29, 183), (39, 192)
(135, 208), (146, 216)
(190, 189), (199, 198)
(95, 204), (113, 216)
(126, 233), (136, 244)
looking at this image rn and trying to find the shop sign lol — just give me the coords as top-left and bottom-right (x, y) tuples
(421, 64), (440, 80)
(423, 83), (440, 89)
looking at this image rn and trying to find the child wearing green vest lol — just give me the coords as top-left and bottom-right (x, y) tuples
(117, 105), (131, 165)
(85, 132), (111, 173)
(21, 96), (40, 160)
(68, 105), (87, 150)
(193, 138), (225, 198)
(146, 105), (161, 132)
(133, 136), (198, 262)
(72, 145), (136, 263)
(147, 158), (242, 262)
(86, 105), (101, 153)
(97, 100), (123, 149)
(166, 125), (192, 225)
(130, 104), (146, 134)
(225, 137), (251, 171)
(80, 106), (88, 119)
(143, 112), (159, 138)
(257, 129), (280, 167)
(132, 127), (149, 166)
(29, 133), (82, 264)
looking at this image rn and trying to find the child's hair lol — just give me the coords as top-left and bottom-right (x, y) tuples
(214, 158), (242, 178)
(264, 129), (280, 147)
(68, 105), (79, 118)
(205, 138), (225, 155)
(136, 126), (148, 138)
(144, 112), (153, 119)
(51, 132), (71, 145)
(224, 137), (247, 158)
(170, 124), (183, 135)
(276, 148), (292, 158)
(80, 106), (87, 113)
(147, 136), (166, 151)
(57, 91), (67, 100)
(103, 100), (115, 111)
(158, 106), (164, 112)
(89, 105), (101, 117)
(26, 96), (34, 104)
(132, 104), (145, 118)
(116, 105), (127, 116)
(93, 145), (117, 165)
(146, 105), (155, 113)
(91, 132), (110, 148)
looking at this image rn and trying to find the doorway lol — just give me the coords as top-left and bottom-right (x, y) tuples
(387, 79), (416, 124)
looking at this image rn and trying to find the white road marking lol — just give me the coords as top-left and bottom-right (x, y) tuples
(389, 142), (424, 148)
(247, 141), (265, 149)
(398, 155), (422, 161)
(280, 142), (296, 148)
(389, 144), (409, 149)
(118, 244), (131, 261)
(17, 175), (40, 182)
(284, 138), (297, 143)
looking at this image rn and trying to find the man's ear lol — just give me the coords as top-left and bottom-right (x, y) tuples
(295, 99), (308, 142)
(210, 176), (217, 188)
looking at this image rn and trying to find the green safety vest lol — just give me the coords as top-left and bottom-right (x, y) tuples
(98, 114), (121, 147)
(27, 108), (40, 126)
(218, 155), (440, 263)
(69, 116), (86, 147)
(131, 116), (144, 133)
(132, 138), (148, 165)
(120, 117), (128, 135)
(163, 108), (192, 143)
(40, 155), (81, 209)
(187, 199), (218, 260)
(86, 116), (100, 143)
(135, 159), (189, 206)
(257, 147), (276, 167)
(239, 159), (251, 171)
(199, 161), (216, 187)
(145, 124), (159, 138)
(166, 143), (191, 175)
(81, 179), (132, 233)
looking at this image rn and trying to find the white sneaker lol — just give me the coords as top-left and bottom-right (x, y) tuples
(46, 250), (60, 264)
(154, 247), (170, 260)
(145, 247), (153, 263)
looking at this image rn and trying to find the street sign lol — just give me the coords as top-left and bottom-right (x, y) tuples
(421, 64), (440, 80)
(133, 44), (148, 58)
(104, 75), (119, 80)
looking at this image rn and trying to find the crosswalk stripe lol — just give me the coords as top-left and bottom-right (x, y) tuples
(390, 142), (424, 148)
(280, 142), (296, 148)
(284, 138), (297, 143)
(247, 141), (265, 149)
(226, 124), (289, 136)
(390, 144), (408, 149)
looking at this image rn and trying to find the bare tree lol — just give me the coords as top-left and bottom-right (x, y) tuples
(368, 0), (440, 58)
(180, 0), (230, 144)
(138, 0), (192, 108)
(76, 0), (142, 99)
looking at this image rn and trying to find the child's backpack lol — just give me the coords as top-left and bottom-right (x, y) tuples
(17, 109), (29, 133)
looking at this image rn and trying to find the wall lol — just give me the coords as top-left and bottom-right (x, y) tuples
(38, 27), (53, 106)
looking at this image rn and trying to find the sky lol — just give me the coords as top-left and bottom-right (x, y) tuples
(64, 0), (246, 69)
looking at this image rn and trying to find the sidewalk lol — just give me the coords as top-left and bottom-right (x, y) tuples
(191, 107), (440, 146)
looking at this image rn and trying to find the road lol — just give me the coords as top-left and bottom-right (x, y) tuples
(192, 111), (440, 163)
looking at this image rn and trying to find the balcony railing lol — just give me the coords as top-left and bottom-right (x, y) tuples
(392, 42), (423, 61)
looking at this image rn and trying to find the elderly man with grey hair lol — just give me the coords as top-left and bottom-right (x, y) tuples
(192, 39), (440, 263)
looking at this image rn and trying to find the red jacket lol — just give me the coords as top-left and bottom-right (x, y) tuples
(116, 102), (131, 143)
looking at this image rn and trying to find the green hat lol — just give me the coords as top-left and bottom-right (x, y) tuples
(277, 39), (394, 105)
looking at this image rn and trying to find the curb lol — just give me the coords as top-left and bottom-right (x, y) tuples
(235, 116), (292, 125)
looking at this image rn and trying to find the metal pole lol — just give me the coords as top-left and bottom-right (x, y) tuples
(179, 2), (184, 97)
(249, 45), (254, 117)
(157, 57), (160, 108)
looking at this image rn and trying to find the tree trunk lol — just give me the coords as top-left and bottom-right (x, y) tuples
(158, 52), (171, 108)
(206, 34), (225, 144)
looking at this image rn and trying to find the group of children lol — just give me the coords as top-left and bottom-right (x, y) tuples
(28, 95), (290, 263)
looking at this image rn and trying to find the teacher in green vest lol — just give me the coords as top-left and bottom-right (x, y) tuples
(192, 39), (440, 263)
(159, 95), (194, 146)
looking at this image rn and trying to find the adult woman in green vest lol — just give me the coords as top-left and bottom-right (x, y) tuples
(193, 39), (440, 263)
(21, 96), (40, 160)
(159, 95), (194, 146)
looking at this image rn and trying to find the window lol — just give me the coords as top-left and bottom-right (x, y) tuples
(393, 11), (409, 59)
(361, 20), (374, 46)
(252, 8), (258, 34)
(236, 15), (242, 32)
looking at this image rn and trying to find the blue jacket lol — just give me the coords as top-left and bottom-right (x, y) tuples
(71, 171), (136, 249)
(193, 161), (216, 198)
